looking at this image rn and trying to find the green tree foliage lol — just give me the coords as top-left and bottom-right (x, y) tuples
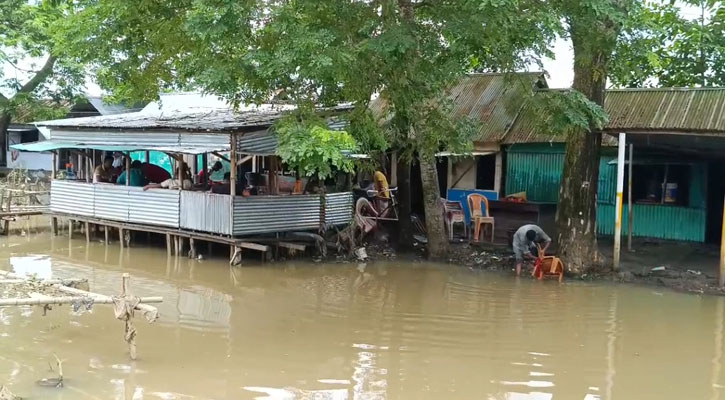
(275, 112), (357, 181)
(610, 0), (725, 87)
(1, 0), (84, 162)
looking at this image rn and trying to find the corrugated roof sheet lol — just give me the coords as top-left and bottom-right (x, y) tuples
(36, 104), (353, 132)
(369, 72), (546, 143)
(605, 88), (725, 133)
(503, 87), (725, 145)
(237, 131), (277, 156)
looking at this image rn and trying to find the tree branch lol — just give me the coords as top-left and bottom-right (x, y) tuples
(17, 55), (57, 95)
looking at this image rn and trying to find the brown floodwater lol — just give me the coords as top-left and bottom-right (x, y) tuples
(0, 229), (724, 399)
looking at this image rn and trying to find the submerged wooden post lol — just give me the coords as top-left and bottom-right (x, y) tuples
(3, 190), (11, 235)
(613, 132), (626, 271)
(104, 225), (110, 244)
(51, 217), (58, 236)
(189, 238), (196, 258)
(166, 233), (172, 257)
(119, 228), (125, 249)
(627, 144), (633, 252)
(85, 221), (90, 243)
(68, 220), (73, 239)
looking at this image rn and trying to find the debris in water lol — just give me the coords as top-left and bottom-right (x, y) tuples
(686, 270), (702, 276)
(36, 354), (63, 388)
(354, 248), (368, 261)
(650, 266), (666, 272)
(0, 385), (19, 400)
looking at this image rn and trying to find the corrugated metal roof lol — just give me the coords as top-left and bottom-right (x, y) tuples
(237, 131), (277, 156)
(605, 88), (725, 133)
(36, 104), (353, 132)
(369, 72), (546, 143)
(504, 87), (725, 145)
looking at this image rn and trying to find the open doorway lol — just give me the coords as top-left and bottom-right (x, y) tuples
(476, 154), (496, 190)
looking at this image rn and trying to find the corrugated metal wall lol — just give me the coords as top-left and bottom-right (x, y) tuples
(93, 184), (130, 222)
(505, 151), (563, 203)
(50, 181), (94, 216)
(597, 204), (706, 242)
(129, 188), (180, 228)
(505, 145), (617, 204)
(51, 181), (352, 236)
(325, 192), (353, 226)
(180, 191), (232, 234)
(233, 195), (322, 236)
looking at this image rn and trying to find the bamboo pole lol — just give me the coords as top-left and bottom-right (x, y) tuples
(0, 296), (163, 307)
(52, 151), (57, 179)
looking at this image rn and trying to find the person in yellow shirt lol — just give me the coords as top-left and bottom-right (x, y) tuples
(372, 171), (391, 216)
(373, 171), (390, 198)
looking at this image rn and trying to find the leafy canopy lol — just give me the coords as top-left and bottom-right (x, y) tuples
(610, 0), (725, 87)
(1, 0), (84, 121)
(275, 111), (357, 180)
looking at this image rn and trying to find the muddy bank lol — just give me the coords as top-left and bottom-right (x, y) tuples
(354, 239), (725, 296)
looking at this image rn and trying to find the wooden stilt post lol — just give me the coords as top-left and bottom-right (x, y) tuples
(627, 143), (634, 252)
(105, 225), (109, 244)
(119, 228), (125, 249)
(613, 132), (626, 271)
(174, 236), (180, 256)
(166, 233), (172, 257)
(3, 190), (11, 235)
(51, 217), (58, 236)
(68, 220), (73, 239)
(85, 221), (90, 243)
(189, 238), (196, 258)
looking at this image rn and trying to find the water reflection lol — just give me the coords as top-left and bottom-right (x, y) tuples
(0, 233), (724, 398)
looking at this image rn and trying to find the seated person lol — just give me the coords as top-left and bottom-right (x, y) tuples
(143, 162), (193, 191)
(373, 170), (391, 217)
(211, 172), (231, 194)
(93, 156), (115, 183)
(116, 160), (145, 186)
(209, 160), (230, 183)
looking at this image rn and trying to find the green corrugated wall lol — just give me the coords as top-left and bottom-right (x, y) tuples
(597, 204), (706, 242)
(505, 144), (708, 242)
(505, 144), (616, 204)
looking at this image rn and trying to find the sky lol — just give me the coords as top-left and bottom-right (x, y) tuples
(1, 2), (708, 97)
(541, 2), (705, 88)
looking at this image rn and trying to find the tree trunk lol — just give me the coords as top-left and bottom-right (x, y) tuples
(394, 157), (413, 250)
(419, 155), (448, 259)
(555, 22), (615, 274)
(0, 112), (10, 167)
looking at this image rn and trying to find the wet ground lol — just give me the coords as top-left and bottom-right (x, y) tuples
(1, 230), (725, 399)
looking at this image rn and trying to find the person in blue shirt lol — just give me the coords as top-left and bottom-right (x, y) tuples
(116, 160), (145, 187)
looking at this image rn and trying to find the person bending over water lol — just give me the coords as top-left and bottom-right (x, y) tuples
(512, 224), (551, 277)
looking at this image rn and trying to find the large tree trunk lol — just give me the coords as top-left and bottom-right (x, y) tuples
(419, 155), (448, 258)
(0, 112), (9, 167)
(395, 157), (414, 250)
(555, 22), (615, 274)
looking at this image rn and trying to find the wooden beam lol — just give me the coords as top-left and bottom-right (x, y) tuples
(236, 242), (270, 252)
(212, 151), (230, 162)
(277, 242), (307, 251)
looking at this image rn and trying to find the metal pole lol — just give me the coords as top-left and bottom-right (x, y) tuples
(613, 132), (626, 271)
(627, 144), (633, 251)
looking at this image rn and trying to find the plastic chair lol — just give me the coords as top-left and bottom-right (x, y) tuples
(533, 244), (564, 283)
(441, 199), (466, 241)
(467, 193), (494, 242)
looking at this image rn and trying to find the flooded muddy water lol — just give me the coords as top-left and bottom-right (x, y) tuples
(0, 232), (724, 399)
